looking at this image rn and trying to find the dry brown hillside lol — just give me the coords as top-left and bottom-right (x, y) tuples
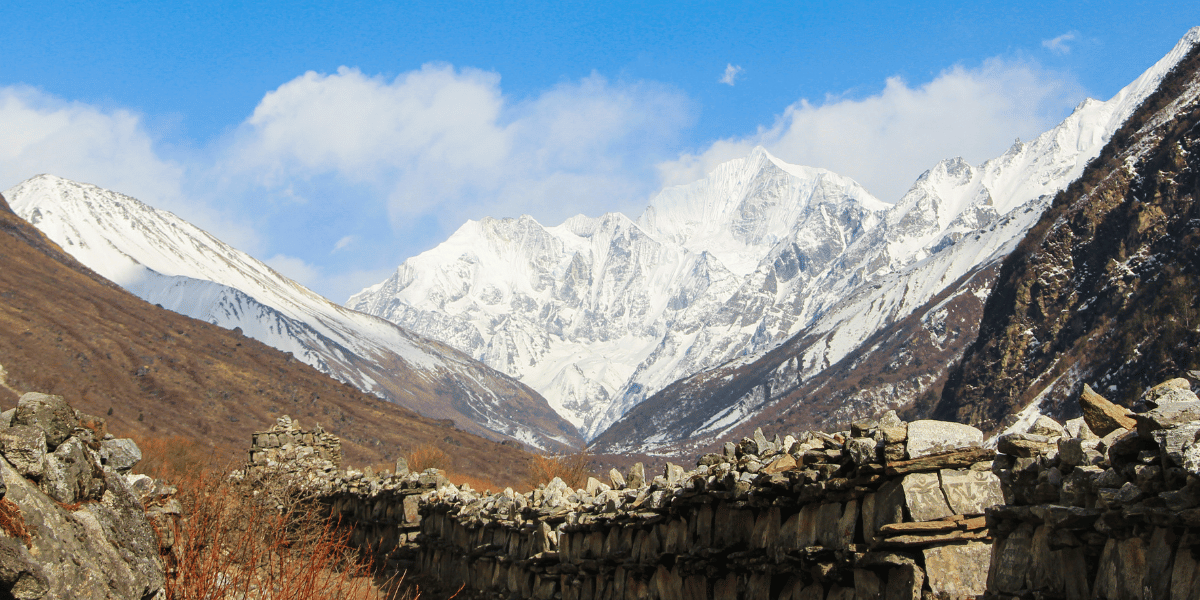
(0, 191), (535, 486)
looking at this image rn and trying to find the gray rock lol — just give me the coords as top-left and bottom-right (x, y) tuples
(394, 456), (409, 476)
(0, 538), (49, 600)
(923, 541), (990, 597)
(0, 409), (13, 429)
(1058, 437), (1102, 467)
(900, 472), (953, 522)
(0, 427), (46, 479)
(1140, 378), (1196, 408)
(41, 437), (106, 504)
(608, 468), (626, 489)
(12, 393), (74, 451)
(1153, 423), (1200, 468)
(938, 468), (1003, 515)
(905, 420), (982, 459)
(752, 428), (770, 455)
(997, 433), (1054, 457)
(1064, 417), (1097, 440)
(1029, 416), (1066, 438)
(0, 450), (164, 599)
(1137, 401), (1200, 437)
(97, 438), (142, 474)
(627, 463), (646, 488)
(847, 437), (877, 465)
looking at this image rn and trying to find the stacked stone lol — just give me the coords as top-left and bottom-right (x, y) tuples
(987, 378), (1200, 600)
(410, 412), (1003, 600)
(247, 414), (342, 470)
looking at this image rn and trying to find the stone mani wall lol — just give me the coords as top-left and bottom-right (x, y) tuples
(407, 415), (1002, 600)
(264, 377), (1200, 600)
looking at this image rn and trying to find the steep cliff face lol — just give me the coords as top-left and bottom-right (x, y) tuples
(933, 42), (1200, 431)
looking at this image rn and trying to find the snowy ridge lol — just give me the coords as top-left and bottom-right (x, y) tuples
(5, 176), (581, 450)
(353, 28), (1200, 444)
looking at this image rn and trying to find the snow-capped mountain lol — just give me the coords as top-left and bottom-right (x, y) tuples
(4, 175), (583, 451)
(353, 27), (1200, 445)
(588, 26), (1200, 454)
(349, 154), (887, 438)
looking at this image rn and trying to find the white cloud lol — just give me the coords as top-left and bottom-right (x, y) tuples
(1043, 32), (1078, 55)
(659, 58), (1085, 202)
(333, 235), (356, 252)
(720, 64), (743, 86)
(226, 65), (693, 228)
(0, 85), (185, 207)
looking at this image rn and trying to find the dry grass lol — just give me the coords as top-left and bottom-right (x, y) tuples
(162, 466), (414, 600)
(404, 445), (448, 473)
(0, 498), (31, 547)
(526, 449), (594, 490)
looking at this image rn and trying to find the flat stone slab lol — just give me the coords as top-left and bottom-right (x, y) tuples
(938, 468), (1004, 516)
(906, 421), (983, 459)
(901, 472), (953, 522)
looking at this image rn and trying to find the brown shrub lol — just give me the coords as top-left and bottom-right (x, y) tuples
(162, 466), (412, 600)
(133, 435), (218, 481)
(526, 450), (593, 490)
(405, 445), (448, 473)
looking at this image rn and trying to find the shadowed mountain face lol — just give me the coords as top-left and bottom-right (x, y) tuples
(0, 191), (536, 485)
(931, 43), (1200, 431)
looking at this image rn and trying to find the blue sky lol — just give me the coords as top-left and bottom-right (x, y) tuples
(2, 1), (1196, 301)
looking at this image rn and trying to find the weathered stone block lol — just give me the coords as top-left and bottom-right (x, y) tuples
(885, 565), (924, 600)
(1081, 384), (1136, 437)
(855, 568), (883, 600)
(41, 437), (105, 504)
(938, 468), (1003, 515)
(900, 472), (953, 522)
(906, 420), (982, 459)
(12, 392), (74, 451)
(97, 438), (141, 473)
(0, 426), (46, 479)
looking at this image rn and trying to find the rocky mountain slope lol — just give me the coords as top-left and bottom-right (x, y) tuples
(587, 27), (1200, 455)
(929, 35), (1200, 432)
(0, 189), (537, 483)
(4, 176), (581, 451)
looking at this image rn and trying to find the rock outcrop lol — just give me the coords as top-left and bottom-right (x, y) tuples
(0, 392), (164, 599)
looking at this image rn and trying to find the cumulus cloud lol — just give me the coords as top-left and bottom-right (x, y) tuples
(658, 58), (1086, 202)
(226, 65), (693, 229)
(0, 85), (185, 206)
(720, 64), (743, 86)
(1043, 32), (1078, 55)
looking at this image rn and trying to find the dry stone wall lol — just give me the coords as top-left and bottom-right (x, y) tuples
(986, 379), (1200, 600)
(263, 376), (1200, 600)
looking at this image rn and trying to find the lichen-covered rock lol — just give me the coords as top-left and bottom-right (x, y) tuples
(11, 393), (74, 451)
(40, 437), (106, 505)
(0, 538), (49, 600)
(96, 438), (142, 474)
(0, 426), (46, 479)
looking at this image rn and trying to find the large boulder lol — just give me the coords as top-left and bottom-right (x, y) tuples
(11, 394), (74, 451)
